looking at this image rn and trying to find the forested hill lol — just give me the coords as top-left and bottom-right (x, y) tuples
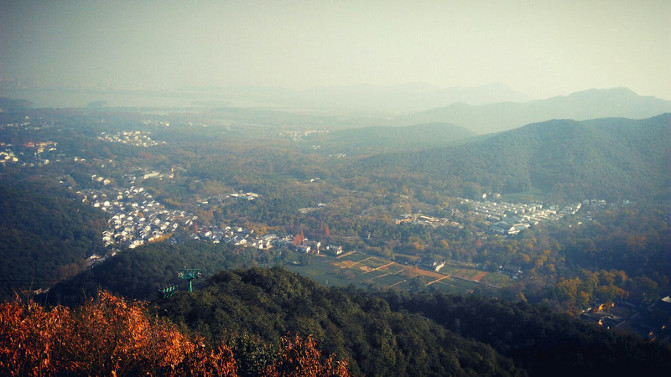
(157, 267), (671, 377)
(355, 114), (671, 201)
(0, 96), (32, 111)
(41, 240), (274, 306)
(0, 176), (107, 299)
(405, 88), (671, 134)
(303, 122), (476, 155)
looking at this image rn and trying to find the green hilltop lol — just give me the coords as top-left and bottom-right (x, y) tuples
(156, 267), (671, 377)
(356, 114), (671, 201)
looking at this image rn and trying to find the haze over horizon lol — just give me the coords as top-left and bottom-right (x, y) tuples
(1, 0), (670, 101)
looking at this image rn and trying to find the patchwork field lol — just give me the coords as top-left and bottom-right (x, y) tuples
(286, 251), (511, 294)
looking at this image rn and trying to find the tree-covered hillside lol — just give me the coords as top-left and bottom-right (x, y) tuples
(42, 240), (274, 306)
(1, 290), (350, 377)
(0, 176), (107, 298)
(385, 290), (671, 377)
(0, 96), (32, 111)
(356, 114), (671, 200)
(406, 88), (671, 134)
(159, 267), (524, 377)
(157, 267), (671, 377)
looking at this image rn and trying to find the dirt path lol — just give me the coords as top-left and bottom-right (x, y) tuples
(364, 262), (395, 274)
(336, 250), (358, 259)
(426, 275), (451, 286)
(472, 271), (489, 282)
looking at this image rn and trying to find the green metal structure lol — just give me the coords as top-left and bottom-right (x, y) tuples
(158, 285), (177, 298)
(178, 268), (202, 292)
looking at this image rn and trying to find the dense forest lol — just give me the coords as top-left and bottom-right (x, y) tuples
(0, 289), (351, 377)
(0, 176), (107, 298)
(157, 267), (671, 377)
(41, 241), (273, 306)
(7, 267), (671, 376)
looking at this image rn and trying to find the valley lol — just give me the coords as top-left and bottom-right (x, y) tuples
(0, 103), (670, 376)
(2, 2), (669, 374)
(1, 106), (668, 309)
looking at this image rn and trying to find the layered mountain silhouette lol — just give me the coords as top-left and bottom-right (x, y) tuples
(357, 114), (671, 200)
(406, 88), (671, 134)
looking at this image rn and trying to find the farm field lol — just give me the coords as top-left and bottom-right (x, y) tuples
(286, 251), (512, 294)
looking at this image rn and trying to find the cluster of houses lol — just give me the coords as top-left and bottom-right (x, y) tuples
(77, 185), (197, 250)
(582, 199), (611, 208)
(463, 199), (583, 236)
(395, 198), (587, 237)
(194, 224), (273, 249)
(229, 192), (260, 201)
(0, 118), (32, 129)
(194, 224), (344, 257)
(194, 192), (263, 211)
(0, 147), (18, 165)
(141, 170), (174, 181)
(395, 213), (464, 229)
(74, 176), (347, 258)
(278, 129), (327, 142)
(327, 153), (348, 159)
(285, 239), (345, 256)
(142, 120), (171, 127)
(417, 257), (447, 273)
(23, 141), (57, 154)
(91, 174), (112, 186)
(0, 140), (58, 167)
(118, 168), (177, 187)
(579, 296), (671, 343)
(97, 130), (163, 147)
(299, 202), (327, 214)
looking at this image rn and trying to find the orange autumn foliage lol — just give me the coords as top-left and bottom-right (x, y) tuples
(0, 299), (69, 376)
(0, 291), (350, 377)
(263, 334), (351, 377)
(293, 230), (305, 246)
(0, 291), (236, 377)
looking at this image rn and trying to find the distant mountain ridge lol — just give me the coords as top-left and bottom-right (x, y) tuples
(357, 114), (671, 200)
(406, 88), (671, 134)
(0, 83), (531, 112)
(0, 96), (32, 111)
(304, 122), (476, 155)
(294, 82), (531, 113)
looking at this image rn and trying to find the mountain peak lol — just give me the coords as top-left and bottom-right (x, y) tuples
(408, 88), (671, 134)
(567, 87), (638, 98)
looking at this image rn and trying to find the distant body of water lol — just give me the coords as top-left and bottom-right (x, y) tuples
(0, 88), (220, 109)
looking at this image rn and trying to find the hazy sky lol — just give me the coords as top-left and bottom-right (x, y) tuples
(1, 0), (669, 99)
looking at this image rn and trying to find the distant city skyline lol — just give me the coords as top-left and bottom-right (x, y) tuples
(1, 0), (669, 100)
